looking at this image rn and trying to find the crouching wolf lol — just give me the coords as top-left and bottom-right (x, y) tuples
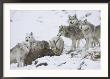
(10, 42), (30, 67)
(23, 32), (55, 65)
(49, 36), (64, 56)
(24, 40), (55, 65)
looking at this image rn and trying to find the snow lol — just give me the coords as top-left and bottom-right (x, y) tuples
(10, 10), (100, 70)
(10, 47), (101, 70)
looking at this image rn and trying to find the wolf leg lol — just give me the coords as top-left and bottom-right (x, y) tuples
(67, 39), (76, 54)
(77, 40), (80, 48)
(85, 38), (89, 50)
(90, 37), (94, 48)
(17, 57), (20, 67)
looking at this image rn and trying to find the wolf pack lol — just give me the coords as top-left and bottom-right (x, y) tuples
(10, 14), (100, 67)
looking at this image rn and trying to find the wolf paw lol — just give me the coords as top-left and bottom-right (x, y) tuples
(66, 50), (73, 54)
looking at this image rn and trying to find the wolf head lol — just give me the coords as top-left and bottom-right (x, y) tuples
(18, 43), (30, 53)
(25, 32), (36, 43)
(57, 25), (70, 38)
(68, 14), (79, 26)
(10, 42), (30, 55)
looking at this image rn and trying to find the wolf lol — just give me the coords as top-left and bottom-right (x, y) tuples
(10, 42), (30, 67)
(78, 19), (95, 48)
(57, 25), (84, 52)
(68, 14), (79, 27)
(93, 25), (100, 47)
(68, 15), (95, 49)
(25, 32), (36, 47)
(24, 40), (55, 65)
(49, 36), (64, 56)
(79, 19), (101, 48)
(23, 32), (55, 65)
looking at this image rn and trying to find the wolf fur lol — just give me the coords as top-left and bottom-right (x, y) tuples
(25, 32), (36, 47)
(10, 42), (30, 67)
(49, 36), (64, 56)
(68, 15), (95, 49)
(24, 40), (55, 65)
(23, 32), (55, 65)
(79, 19), (95, 49)
(93, 25), (100, 47)
(68, 14), (80, 27)
(57, 25), (84, 52)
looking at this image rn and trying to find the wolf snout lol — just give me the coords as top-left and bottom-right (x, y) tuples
(26, 40), (28, 42)
(57, 33), (61, 37)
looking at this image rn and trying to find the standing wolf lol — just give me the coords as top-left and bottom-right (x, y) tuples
(68, 15), (95, 49)
(68, 15), (79, 27)
(78, 19), (95, 49)
(57, 25), (84, 52)
(93, 25), (100, 47)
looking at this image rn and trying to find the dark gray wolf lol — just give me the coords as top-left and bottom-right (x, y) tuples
(57, 25), (84, 52)
(24, 40), (55, 65)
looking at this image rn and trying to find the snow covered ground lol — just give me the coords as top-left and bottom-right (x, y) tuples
(10, 10), (101, 70)
(10, 47), (101, 70)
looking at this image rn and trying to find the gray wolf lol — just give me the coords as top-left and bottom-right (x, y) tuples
(93, 25), (100, 47)
(24, 32), (55, 65)
(10, 42), (30, 67)
(78, 19), (95, 49)
(49, 36), (64, 56)
(24, 40), (55, 65)
(68, 15), (96, 49)
(68, 14), (79, 27)
(57, 25), (84, 52)
(79, 19), (101, 48)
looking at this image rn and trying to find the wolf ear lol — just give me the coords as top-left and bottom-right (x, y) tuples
(30, 32), (33, 36)
(74, 14), (77, 18)
(59, 25), (63, 28)
(26, 33), (28, 36)
(84, 19), (87, 22)
(68, 15), (71, 19)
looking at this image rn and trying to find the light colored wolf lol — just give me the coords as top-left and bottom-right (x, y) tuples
(79, 19), (100, 47)
(10, 42), (30, 67)
(25, 32), (36, 46)
(57, 25), (84, 52)
(10, 32), (34, 67)
(78, 19), (95, 49)
(49, 36), (64, 56)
